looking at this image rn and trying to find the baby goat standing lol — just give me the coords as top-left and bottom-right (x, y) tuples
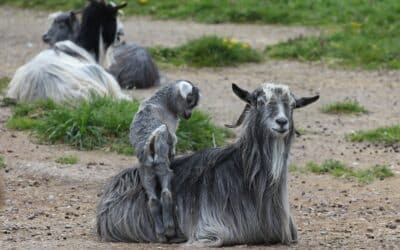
(130, 80), (199, 242)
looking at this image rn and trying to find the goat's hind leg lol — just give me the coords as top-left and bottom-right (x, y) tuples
(157, 165), (176, 238)
(139, 167), (166, 242)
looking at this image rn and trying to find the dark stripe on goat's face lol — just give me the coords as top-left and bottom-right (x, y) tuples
(187, 86), (200, 109)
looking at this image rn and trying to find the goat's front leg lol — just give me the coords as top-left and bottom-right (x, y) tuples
(139, 166), (167, 243)
(289, 216), (298, 243)
(156, 163), (175, 238)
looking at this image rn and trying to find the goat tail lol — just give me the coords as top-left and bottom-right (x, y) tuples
(96, 167), (158, 242)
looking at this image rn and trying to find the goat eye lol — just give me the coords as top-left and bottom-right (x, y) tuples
(186, 95), (193, 104)
(257, 99), (265, 106)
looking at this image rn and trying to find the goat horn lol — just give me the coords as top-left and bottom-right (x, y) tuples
(225, 104), (251, 128)
(115, 2), (127, 9)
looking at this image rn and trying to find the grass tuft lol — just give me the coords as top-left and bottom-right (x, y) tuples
(150, 36), (261, 67)
(347, 125), (400, 144)
(55, 155), (79, 165)
(0, 77), (9, 94)
(291, 159), (394, 183)
(7, 97), (233, 155)
(0, 155), (5, 169)
(321, 100), (368, 115)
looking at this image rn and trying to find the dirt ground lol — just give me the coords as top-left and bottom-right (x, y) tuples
(1, 7), (400, 250)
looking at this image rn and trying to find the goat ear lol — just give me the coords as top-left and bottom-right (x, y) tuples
(232, 83), (253, 104)
(295, 95), (320, 109)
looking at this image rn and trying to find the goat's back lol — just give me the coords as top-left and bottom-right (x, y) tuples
(108, 43), (160, 89)
(7, 41), (129, 103)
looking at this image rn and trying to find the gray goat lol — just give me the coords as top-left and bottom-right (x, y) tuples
(96, 83), (319, 246)
(42, 11), (160, 89)
(129, 80), (199, 242)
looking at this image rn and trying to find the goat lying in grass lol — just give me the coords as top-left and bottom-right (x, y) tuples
(42, 9), (160, 89)
(129, 80), (199, 242)
(96, 82), (319, 246)
(7, 1), (128, 103)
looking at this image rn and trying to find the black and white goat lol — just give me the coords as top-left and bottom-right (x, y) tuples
(7, 0), (128, 103)
(129, 80), (199, 242)
(96, 83), (319, 246)
(42, 9), (160, 89)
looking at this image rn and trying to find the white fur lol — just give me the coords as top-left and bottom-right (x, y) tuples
(144, 124), (168, 163)
(48, 11), (62, 21)
(262, 83), (291, 100)
(7, 41), (129, 103)
(178, 80), (193, 99)
(271, 139), (286, 182)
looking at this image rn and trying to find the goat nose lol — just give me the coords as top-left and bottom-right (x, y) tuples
(42, 34), (49, 43)
(276, 118), (288, 126)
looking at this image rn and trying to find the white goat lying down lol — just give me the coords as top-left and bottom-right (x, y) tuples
(96, 83), (319, 246)
(7, 1), (129, 103)
(42, 10), (160, 90)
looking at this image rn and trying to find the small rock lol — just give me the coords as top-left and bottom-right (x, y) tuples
(366, 233), (374, 239)
(366, 228), (373, 233)
(386, 223), (397, 229)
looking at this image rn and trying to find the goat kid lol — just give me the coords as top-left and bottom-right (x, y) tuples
(129, 80), (200, 242)
(96, 82), (319, 246)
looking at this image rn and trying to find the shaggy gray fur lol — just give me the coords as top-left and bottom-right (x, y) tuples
(129, 80), (199, 242)
(96, 83), (319, 246)
(108, 42), (160, 89)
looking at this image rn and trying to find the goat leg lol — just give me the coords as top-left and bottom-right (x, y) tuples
(157, 165), (176, 238)
(139, 166), (167, 242)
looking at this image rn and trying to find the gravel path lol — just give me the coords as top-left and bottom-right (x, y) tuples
(0, 6), (399, 250)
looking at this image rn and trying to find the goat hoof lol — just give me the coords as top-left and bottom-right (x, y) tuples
(164, 224), (176, 238)
(168, 235), (187, 243)
(156, 233), (167, 243)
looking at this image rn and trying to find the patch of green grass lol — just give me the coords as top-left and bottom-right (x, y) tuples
(321, 100), (368, 115)
(150, 36), (261, 67)
(0, 77), (9, 94)
(291, 160), (394, 183)
(347, 125), (400, 144)
(7, 97), (232, 155)
(2, 0), (394, 26)
(3, 1), (399, 69)
(177, 110), (234, 152)
(265, 0), (400, 69)
(266, 27), (400, 69)
(0, 155), (5, 169)
(55, 155), (79, 165)
(6, 117), (41, 130)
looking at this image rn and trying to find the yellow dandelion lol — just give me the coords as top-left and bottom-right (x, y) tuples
(230, 38), (238, 45)
(241, 43), (249, 49)
(351, 21), (362, 30)
(223, 38), (229, 45)
(138, 0), (149, 5)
